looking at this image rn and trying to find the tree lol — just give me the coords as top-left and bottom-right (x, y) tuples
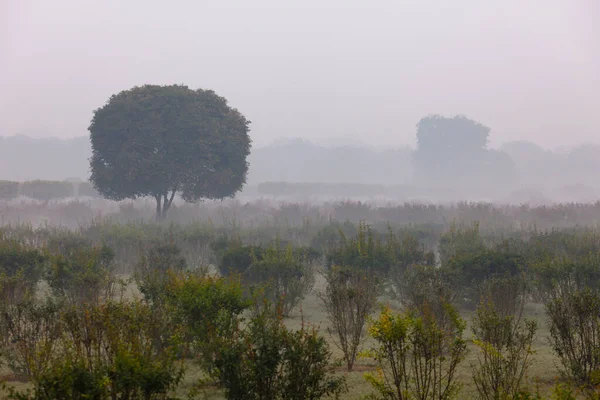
(89, 84), (251, 219)
(412, 115), (515, 192)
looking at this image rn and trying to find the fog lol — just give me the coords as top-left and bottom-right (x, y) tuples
(1, 0), (599, 204)
(2, 0), (598, 149)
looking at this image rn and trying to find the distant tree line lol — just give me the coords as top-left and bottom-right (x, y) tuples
(0, 180), (99, 201)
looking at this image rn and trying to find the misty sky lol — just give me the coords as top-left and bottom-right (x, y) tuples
(1, 0), (598, 149)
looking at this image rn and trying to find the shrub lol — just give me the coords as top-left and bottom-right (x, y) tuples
(0, 238), (46, 305)
(438, 222), (486, 267)
(208, 307), (346, 400)
(319, 266), (378, 371)
(325, 222), (391, 277)
(216, 242), (261, 277)
(393, 264), (456, 317)
(0, 298), (62, 380)
(245, 242), (316, 316)
(386, 232), (436, 300)
(447, 247), (524, 308)
(19, 180), (74, 201)
(135, 242), (187, 307)
(546, 288), (600, 384)
(0, 180), (19, 200)
(531, 254), (600, 302)
(217, 241), (317, 316)
(45, 243), (119, 305)
(364, 304), (467, 400)
(471, 296), (537, 400)
(163, 271), (248, 370)
(9, 301), (185, 400)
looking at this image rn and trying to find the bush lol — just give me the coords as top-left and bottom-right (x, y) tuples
(385, 232), (436, 300)
(217, 241), (317, 316)
(0, 238), (46, 305)
(546, 288), (600, 385)
(0, 180), (19, 200)
(208, 307), (346, 400)
(45, 243), (118, 305)
(0, 298), (62, 380)
(10, 301), (185, 400)
(531, 254), (600, 302)
(163, 271), (248, 370)
(325, 222), (392, 277)
(135, 242), (187, 307)
(19, 180), (74, 201)
(471, 297), (537, 399)
(319, 266), (378, 371)
(393, 264), (456, 316)
(447, 246), (524, 308)
(364, 304), (467, 400)
(216, 241), (261, 277)
(245, 242), (316, 316)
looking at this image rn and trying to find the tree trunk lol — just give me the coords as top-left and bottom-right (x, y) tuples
(155, 195), (163, 220)
(155, 190), (176, 220)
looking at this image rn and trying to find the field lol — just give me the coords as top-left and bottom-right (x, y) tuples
(1, 198), (600, 399)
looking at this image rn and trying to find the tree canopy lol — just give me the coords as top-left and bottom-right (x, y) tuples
(412, 114), (515, 191)
(89, 84), (251, 218)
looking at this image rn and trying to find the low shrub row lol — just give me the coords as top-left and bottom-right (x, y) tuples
(0, 180), (99, 200)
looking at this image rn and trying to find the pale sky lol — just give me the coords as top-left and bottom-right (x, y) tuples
(1, 0), (598, 149)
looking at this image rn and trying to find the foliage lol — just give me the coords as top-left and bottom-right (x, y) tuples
(393, 264), (456, 316)
(208, 307), (346, 400)
(445, 242), (524, 307)
(89, 84), (251, 219)
(0, 238), (46, 305)
(9, 301), (185, 400)
(217, 241), (317, 316)
(45, 242), (118, 305)
(319, 265), (378, 371)
(546, 288), (600, 385)
(0, 298), (62, 379)
(364, 304), (467, 400)
(385, 231), (436, 300)
(471, 295), (537, 400)
(19, 180), (73, 201)
(412, 114), (515, 188)
(245, 242), (317, 316)
(135, 242), (187, 306)
(163, 271), (248, 371)
(325, 222), (392, 276)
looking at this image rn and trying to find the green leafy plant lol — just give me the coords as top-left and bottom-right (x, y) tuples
(208, 306), (346, 400)
(319, 265), (378, 371)
(471, 298), (537, 400)
(0, 238), (46, 306)
(45, 243), (119, 305)
(546, 288), (600, 385)
(364, 303), (467, 400)
(0, 298), (62, 380)
(9, 300), (185, 400)
(163, 271), (248, 371)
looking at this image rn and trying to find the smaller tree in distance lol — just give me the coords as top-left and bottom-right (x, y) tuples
(89, 84), (251, 219)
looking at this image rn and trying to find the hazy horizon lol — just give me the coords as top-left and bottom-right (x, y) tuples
(2, 0), (598, 150)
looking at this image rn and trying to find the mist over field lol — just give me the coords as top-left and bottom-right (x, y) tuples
(0, 134), (599, 205)
(3, 3), (600, 399)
